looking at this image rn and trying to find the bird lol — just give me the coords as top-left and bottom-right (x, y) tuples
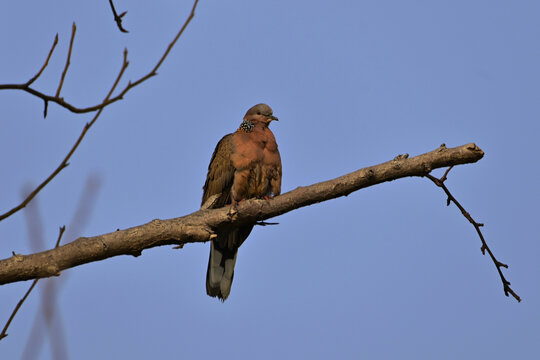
(201, 103), (282, 301)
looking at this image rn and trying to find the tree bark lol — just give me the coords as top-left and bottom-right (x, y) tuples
(0, 143), (483, 285)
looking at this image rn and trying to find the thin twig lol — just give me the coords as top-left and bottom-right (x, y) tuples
(0, 50), (129, 223)
(426, 168), (521, 302)
(55, 23), (76, 98)
(0, 0), (199, 116)
(152, 0), (199, 74)
(0, 279), (38, 341)
(100, 0), (200, 104)
(108, 0), (129, 33)
(27, 34), (59, 87)
(0, 226), (65, 341)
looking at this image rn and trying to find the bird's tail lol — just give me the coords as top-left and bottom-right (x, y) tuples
(206, 240), (238, 301)
(206, 226), (253, 301)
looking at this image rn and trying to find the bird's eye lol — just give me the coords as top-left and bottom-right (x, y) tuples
(257, 112), (261, 115)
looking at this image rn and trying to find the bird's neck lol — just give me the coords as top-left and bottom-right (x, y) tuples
(237, 119), (268, 133)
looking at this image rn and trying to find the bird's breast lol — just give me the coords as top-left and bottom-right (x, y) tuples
(231, 129), (279, 170)
(230, 127), (281, 201)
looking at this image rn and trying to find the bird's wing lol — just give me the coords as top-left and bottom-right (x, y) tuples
(202, 134), (235, 209)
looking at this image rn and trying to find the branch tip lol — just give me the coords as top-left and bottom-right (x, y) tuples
(43, 99), (48, 118)
(55, 22), (77, 98)
(109, 0), (129, 33)
(256, 221), (280, 226)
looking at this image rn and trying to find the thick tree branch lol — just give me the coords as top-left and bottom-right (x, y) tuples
(0, 143), (484, 285)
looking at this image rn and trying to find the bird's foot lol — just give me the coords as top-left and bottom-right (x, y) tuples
(228, 199), (243, 219)
(228, 205), (238, 218)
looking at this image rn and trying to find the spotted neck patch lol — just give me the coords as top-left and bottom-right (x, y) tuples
(238, 120), (254, 133)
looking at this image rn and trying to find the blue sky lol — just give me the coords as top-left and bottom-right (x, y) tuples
(1, 1), (539, 359)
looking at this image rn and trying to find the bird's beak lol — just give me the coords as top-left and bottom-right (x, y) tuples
(270, 115), (279, 121)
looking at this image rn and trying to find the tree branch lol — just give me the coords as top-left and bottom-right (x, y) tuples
(0, 0), (199, 116)
(426, 168), (521, 302)
(0, 143), (484, 285)
(0, 50), (129, 223)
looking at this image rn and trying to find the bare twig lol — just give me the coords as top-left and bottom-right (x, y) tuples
(0, 226), (65, 341)
(55, 23), (76, 99)
(0, 0), (200, 222)
(108, 0), (129, 33)
(0, 143), (485, 286)
(0, 0), (199, 116)
(0, 51), (128, 223)
(0, 83), (115, 115)
(0, 279), (38, 341)
(99, 0), (200, 106)
(426, 165), (521, 302)
(27, 34), (59, 87)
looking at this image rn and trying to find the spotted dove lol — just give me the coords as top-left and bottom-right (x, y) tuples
(202, 103), (282, 300)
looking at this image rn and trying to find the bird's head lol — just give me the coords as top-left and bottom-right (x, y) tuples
(244, 103), (278, 126)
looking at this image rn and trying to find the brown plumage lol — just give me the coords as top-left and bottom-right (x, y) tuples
(202, 103), (282, 300)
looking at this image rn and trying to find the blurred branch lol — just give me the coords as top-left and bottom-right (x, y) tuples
(0, 0), (199, 117)
(0, 226), (65, 341)
(20, 221), (69, 360)
(108, 0), (129, 33)
(1, 175), (101, 348)
(0, 143), (486, 289)
(0, 0), (199, 223)
(426, 166), (521, 302)
(21, 175), (101, 360)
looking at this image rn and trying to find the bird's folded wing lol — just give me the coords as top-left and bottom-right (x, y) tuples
(201, 134), (235, 209)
